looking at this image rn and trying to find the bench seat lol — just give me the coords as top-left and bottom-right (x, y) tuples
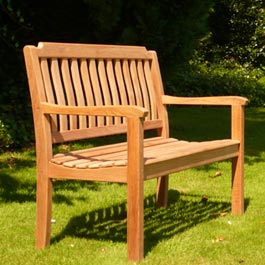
(50, 137), (239, 181)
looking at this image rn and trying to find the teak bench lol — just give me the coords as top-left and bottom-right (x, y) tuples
(23, 42), (247, 262)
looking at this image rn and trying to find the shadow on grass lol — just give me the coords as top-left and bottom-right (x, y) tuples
(0, 149), (100, 203)
(0, 173), (36, 202)
(0, 150), (36, 202)
(52, 190), (239, 256)
(0, 175), (102, 204)
(52, 181), (103, 206)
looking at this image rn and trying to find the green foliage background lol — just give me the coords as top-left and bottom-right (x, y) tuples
(0, 0), (265, 148)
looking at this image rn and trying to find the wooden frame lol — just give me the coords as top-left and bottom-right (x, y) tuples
(23, 42), (247, 262)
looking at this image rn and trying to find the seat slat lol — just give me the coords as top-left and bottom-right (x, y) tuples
(52, 137), (158, 163)
(144, 145), (240, 180)
(144, 139), (239, 165)
(51, 138), (239, 170)
(77, 139), (188, 169)
(62, 147), (128, 168)
(51, 137), (170, 164)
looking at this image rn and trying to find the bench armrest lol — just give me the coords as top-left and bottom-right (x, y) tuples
(41, 103), (149, 118)
(162, 95), (248, 106)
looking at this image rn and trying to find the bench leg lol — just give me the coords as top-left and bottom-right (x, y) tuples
(231, 105), (245, 215)
(36, 177), (53, 248)
(127, 179), (144, 262)
(156, 175), (169, 207)
(127, 117), (144, 261)
(231, 155), (244, 214)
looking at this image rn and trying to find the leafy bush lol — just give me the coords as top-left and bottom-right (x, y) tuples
(0, 43), (34, 151)
(201, 0), (265, 67)
(0, 120), (13, 149)
(167, 61), (265, 107)
(174, 0), (265, 107)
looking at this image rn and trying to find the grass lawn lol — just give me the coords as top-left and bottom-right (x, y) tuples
(0, 106), (265, 264)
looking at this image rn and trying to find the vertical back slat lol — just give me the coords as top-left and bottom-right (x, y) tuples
(80, 58), (96, 127)
(50, 59), (68, 131)
(137, 60), (151, 120)
(106, 59), (122, 124)
(130, 60), (144, 107)
(89, 59), (104, 126)
(98, 59), (113, 125)
(144, 60), (158, 120)
(70, 59), (87, 129)
(114, 60), (129, 106)
(61, 59), (78, 130)
(40, 59), (58, 131)
(122, 60), (136, 105)
(115, 60), (129, 124)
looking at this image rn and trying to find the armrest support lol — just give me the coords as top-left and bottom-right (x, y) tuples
(41, 103), (149, 118)
(162, 94), (247, 142)
(162, 95), (248, 106)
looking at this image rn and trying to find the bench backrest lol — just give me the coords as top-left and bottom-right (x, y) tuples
(23, 42), (169, 143)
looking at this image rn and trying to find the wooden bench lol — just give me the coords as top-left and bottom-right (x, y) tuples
(23, 42), (247, 262)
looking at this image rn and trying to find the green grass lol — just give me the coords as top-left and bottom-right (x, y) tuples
(1, 107), (265, 265)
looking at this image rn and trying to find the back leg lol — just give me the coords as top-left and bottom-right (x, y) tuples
(156, 175), (169, 208)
